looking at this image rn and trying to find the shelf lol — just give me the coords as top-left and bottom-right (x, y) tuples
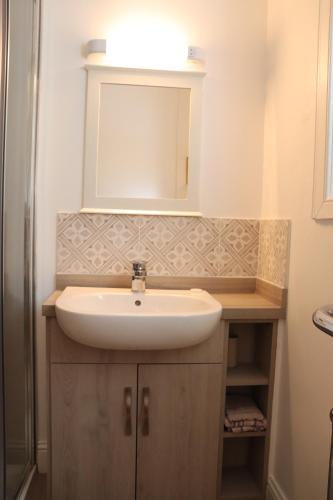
(222, 322), (275, 500)
(223, 431), (266, 439)
(221, 466), (263, 500)
(226, 364), (268, 386)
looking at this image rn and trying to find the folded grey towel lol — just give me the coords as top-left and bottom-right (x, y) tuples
(225, 416), (267, 430)
(225, 425), (266, 433)
(225, 395), (266, 429)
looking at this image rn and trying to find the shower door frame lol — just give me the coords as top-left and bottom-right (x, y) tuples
(20, 0), (41, 489)
(0, 0), (8, 493)
(0, 0), (41, 496)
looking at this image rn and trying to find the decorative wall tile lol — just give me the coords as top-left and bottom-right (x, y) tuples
(57, 213), (139, 275)
(138, 216), (220, 276)
(257, 220), (291, 287)
(56, 213), (290, 286)
(219, 220), (259, 277)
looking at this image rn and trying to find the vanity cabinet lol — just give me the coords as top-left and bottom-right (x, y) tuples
(48, 318), (224, 500)
(44, 289), (283, 500)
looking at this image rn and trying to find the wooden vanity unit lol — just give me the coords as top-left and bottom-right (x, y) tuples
(43, 277), (286, 500)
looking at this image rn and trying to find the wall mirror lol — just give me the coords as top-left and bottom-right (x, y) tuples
(313, 0), (333, 219)
(82, 65), (205, 215)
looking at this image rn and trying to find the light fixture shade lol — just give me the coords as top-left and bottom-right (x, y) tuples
(87, 39), (107, 56)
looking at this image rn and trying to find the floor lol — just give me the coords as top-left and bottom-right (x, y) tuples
(26, 473), (47, 500)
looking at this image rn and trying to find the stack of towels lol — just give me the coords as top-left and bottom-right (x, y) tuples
(225, 395), (267, 433)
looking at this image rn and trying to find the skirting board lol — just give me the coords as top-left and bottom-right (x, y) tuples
(267, 476), (289, 500)
(37, 441), (47, 474)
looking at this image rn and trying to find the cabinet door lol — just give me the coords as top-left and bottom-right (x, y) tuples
(51, 364), (137, 500)
(137, 364), (223, 500)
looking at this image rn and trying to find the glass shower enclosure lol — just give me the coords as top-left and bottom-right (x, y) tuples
(0, 0), (40, 498)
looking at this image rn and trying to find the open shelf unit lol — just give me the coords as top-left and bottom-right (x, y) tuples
(221, 466), (262, 500)
(223, 431), (266, 439)
(220, 321), (278, 500)
(226, 322), (273, 387)
(221, 436), (265, 500)
(226, 364), (268, 387)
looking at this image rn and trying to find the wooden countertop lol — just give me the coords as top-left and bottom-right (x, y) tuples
(213, 292), (285, 319)
(42, 290), (62, 317)
(42, 289), (286, 320)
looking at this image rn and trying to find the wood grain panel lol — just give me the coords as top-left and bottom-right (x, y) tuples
(136, 364), (223, 500)
(260, 321), (278, 491)
(255, 278), (287, 308)
(51, 364), (136, 500)
(216, 293), (285, 319)
(43, 290), (285, 320)
(48, 318), (224, 364)
(42, 291), (62, 317)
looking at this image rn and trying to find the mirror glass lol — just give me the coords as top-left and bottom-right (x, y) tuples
(97, 83), (190, 200)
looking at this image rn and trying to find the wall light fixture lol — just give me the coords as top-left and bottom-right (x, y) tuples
(86, 39), (107, 56)
(86, 39), (204, 64)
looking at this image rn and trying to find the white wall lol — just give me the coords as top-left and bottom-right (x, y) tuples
(35, 0), (268, 467)
(35, 0), (333, 495)
(262, 0), (333, 498)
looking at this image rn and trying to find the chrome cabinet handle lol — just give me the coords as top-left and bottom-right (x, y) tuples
(124, 387), (132, 436)
(142, 387), (150, 436)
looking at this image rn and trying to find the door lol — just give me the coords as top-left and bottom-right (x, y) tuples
(137, 364), (223, 500)
(51, 364), (137, 500)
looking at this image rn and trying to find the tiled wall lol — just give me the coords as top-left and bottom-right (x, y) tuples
(257, 219), (290, 288)
(57, 213), (290, 286)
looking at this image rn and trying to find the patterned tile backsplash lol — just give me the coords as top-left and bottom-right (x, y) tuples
(57, 213), (290, 287)
(257, 220), (290, 288)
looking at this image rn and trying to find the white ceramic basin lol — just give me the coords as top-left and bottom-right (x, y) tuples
(55, 287), (222, 350)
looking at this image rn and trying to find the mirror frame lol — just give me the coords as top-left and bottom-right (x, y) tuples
(82, 65), (205, 216)
(313, 0), (333, 219)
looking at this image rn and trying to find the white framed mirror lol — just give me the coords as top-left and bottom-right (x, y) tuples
(82, 65), (205, 215)
(313, 0), (333, 219)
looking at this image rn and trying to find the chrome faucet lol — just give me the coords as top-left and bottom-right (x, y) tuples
(131, 262), (146, 293)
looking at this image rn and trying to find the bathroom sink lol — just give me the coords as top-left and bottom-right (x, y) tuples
(55, 287), (222, 350)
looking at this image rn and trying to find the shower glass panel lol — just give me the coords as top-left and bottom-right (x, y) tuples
(2, 0), (39, 497)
